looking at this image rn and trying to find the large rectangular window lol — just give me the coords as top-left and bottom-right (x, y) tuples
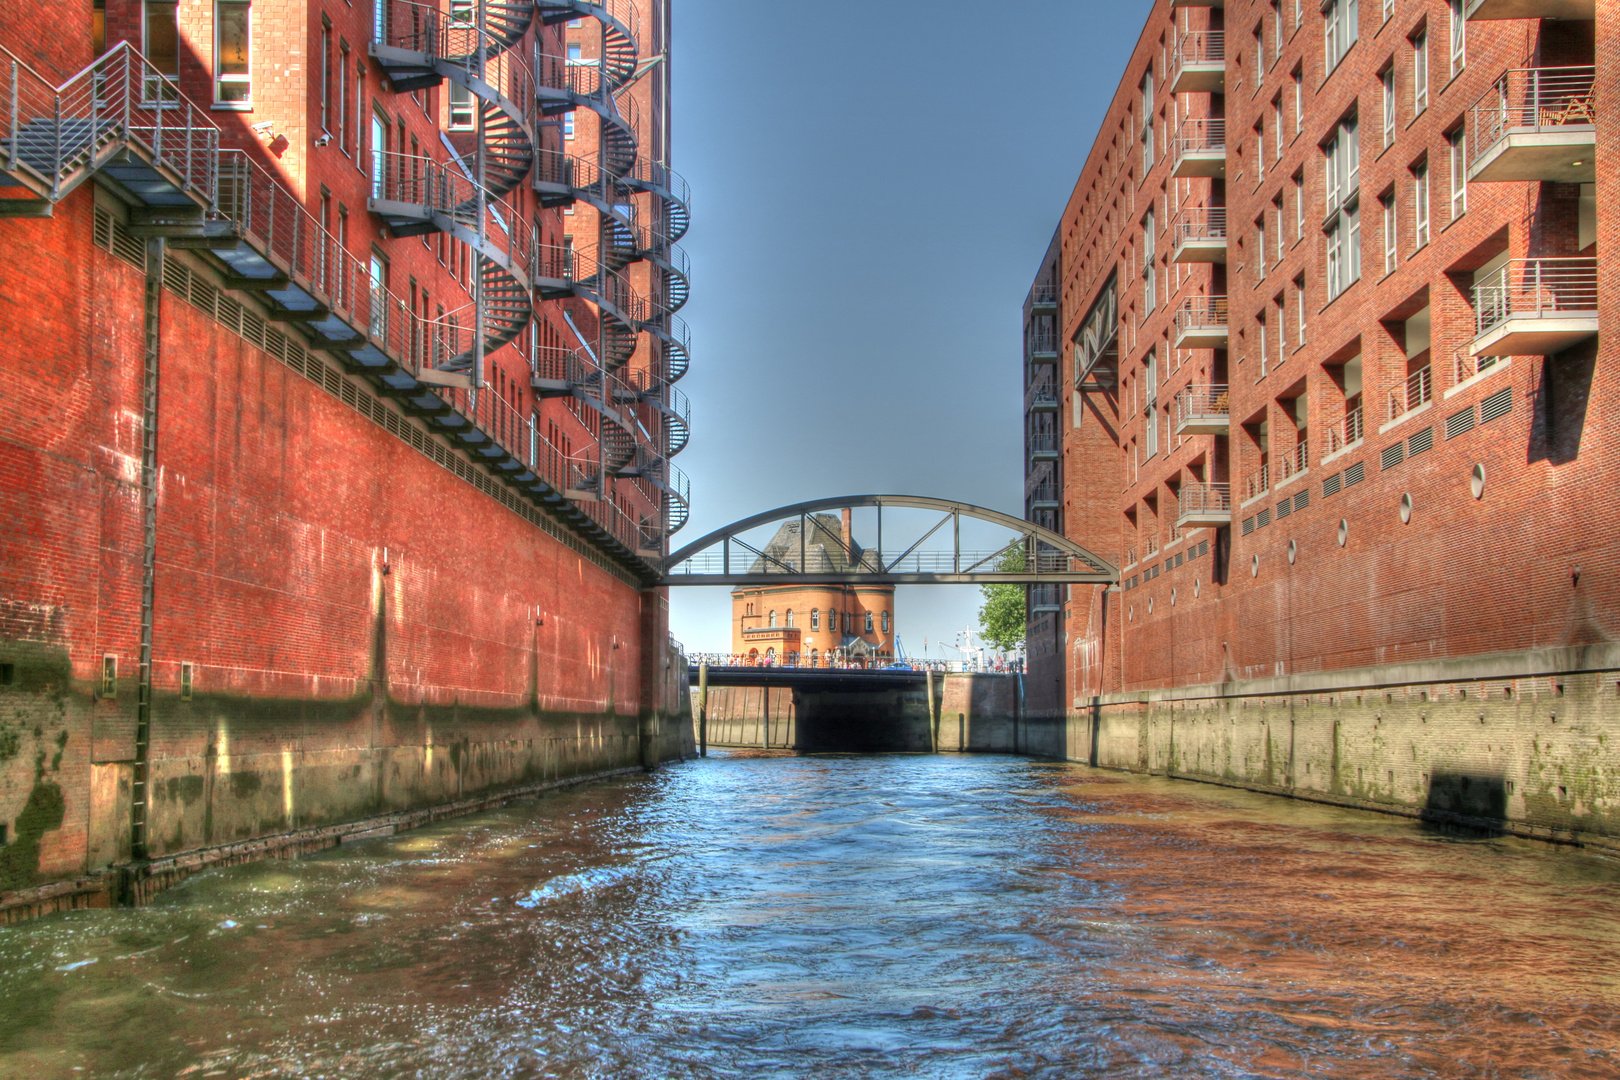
(1381, 68), (1395, 147)
(1323, 0), (1358, 73)
(320, 21), (332, 132)
(449, 82), (475, 129)
(1381, 192), (1397, 275)
(214, 1), (251, 106)
(1411, 32), (1428, 114)
(143, 1), (179, 101)
(1448, 0), (1466, 77)
(1142, 211), (1157, 313)
(1448, 129), (1467, 220)
(1413, 164), (1430, 248)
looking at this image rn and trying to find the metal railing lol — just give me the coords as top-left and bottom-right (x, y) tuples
(1323, 404), (1364, 456)
(1277, 439), (1309, 481)
(1173, 30), (1225, 73)
(1028, 429), (1059, 454)
(1175, 295), (1229, 335)
(1031, 284), (1057, 306)
(686, 652), (929, 671)
(1175, 118), (1226, 160)
(1453, 352), (1503, 384)
(1024, 373), (1060, 412)
(1467, 66), (1596, 168)
(383, 1), (536, 116)
(1, 42), (220, 201)
(1144, 533), (1160, 557)
(1178, 482), (1232, 519)
(1123, 546), (1138, 567)
(1173, 206), (1228, 246)
(669, 548), (1082, 578)
(370, 150), (534, 276)
(1244, 464), (1269, 503)
(1028, 327), (1057, 354)
(1472, 257), (1598, 338)
(1387, 365), (1433, 422)
(1175, 384), (1230, 427)
(1030, 583), (1064, 610)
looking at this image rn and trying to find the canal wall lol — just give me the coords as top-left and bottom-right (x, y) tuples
(0, 189), (694, 923)
(1033, 643), (1620, 851)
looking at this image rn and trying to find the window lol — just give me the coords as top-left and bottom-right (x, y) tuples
(1413, 164), (1430, 248)
(811, 609), (820, 631)
(1259, 315), (1269, 374)
(180, 662), (193, 701)
(567, 42), (582, 62)
(1412, 32), (1428, 114)
(370, 112), (387, 198)
(1381, 68), (1396, 147)
(1142, 212), (1156, 312)
(1326, 206), (1360, 300)
(143, 0), (179, 101)
(1274, 197), (1286, 262)
(1293, 172), (1304, 240)
(101, 655), (117, 698)
(449, 82), (474, 129)
(1292, 68), (1304, 135)
(882, 611), (891, 634)
(1256, 217), (1267, 280)
(786, 610), (795, 628)
(1323, 118), (1359, 218)
(1294, 275), (1307, 343)
(1143, 352), (1159, 457)
(865, 612), (874, 634)
(563, 108), (576, 139)
(1253, 27), (1264, 87)
(214, 1), (251, 105)
(1323, 0), (1358, 72)
(338, 43), (350, 152)
(1447, 0), (1466, 77)
(1141, 69), (1155, 169)
(1448, 129), (1467, 220)
(1383, 0), (1394, 21)
(1270, 3), (1283, 62)
(768, 610), (777, 627)
(1256, 121), (1266, 183)
(1273, 98), (1284, 158)
(320, 21), (332, 132)
(1381, 192), (1397, 274)
(1276, 294), (1288, 358)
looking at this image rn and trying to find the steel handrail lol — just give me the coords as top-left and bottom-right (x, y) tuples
(1173, 206), (1228, 243)
(1472, 257), (1598, 337)
(1387, 365), (1433, 422)
(1178, 482), (1232, 516)
(1175, 295), (1229, 331)
(1323, 404), (1364, 456)
(1175, 383), (1230, 426)
(1244, 465), (1269, 503)
(1466, 66), (1596, 171)
(1174, 29), (1225, 69)
(1175, 118), (1226, 157)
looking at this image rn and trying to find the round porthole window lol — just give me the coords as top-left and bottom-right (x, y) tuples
(1250, 554), (1260, 577)
(1194, 578), (1201, 598)
(1471, 463), (1486, 499)
(1400, 493), (1413, 524)
(1287, 539), (1297, 564)
(1337, 519), (1349, 547)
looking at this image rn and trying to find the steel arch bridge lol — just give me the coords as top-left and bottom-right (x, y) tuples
(658, 495), (1118, 587)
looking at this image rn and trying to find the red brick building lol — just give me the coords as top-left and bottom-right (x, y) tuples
(1022, 0), (1619, 839)
(0, 0), (692, 915)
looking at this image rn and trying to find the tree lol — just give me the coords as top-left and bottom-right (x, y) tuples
(977, 546), (1027, 653)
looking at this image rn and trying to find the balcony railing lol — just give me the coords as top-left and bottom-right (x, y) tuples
(1173, 118), (1226, 177)
(1028, 430), (1059, 455)
(1387, 366), (1433, 423)
(1123, 546), (1139, 568)
(1466, 66), (1596, 183)
(1174, 296), (1229, 348)
(1276, 439), (1309, 482)
(1028, 328), (1058, 356)
(1171, 30), (1226, 93)
(1177, 483), (1233, 524)
(1144, 533), (1160, 557)
(1175, 383), (1230, 434)
(1323, 404), (1364, 457)
(1025, 374), (1060, 412)
(1172, 206), (1228, 262)
(1244, 464), (1269, 503)
(1031, 284), (1058, 308)
(1473, 257), (1598, 337)
(1030, 583), (1064, 612)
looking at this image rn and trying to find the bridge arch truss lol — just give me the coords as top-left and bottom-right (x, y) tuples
(660, 496), (1118, 587)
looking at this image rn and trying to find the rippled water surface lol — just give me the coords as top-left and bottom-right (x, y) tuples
(2, 752), (1619, 1078)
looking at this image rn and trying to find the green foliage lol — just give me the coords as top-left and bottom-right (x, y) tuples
(977, 547), (1027, 653)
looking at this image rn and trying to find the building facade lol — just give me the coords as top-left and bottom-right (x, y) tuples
(1024, 0), (1619, 841)
(0, 0), (692, 916)
(729, 512), (896, 666)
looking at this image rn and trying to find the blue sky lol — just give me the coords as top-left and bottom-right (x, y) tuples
(666, 0), (1147, 655)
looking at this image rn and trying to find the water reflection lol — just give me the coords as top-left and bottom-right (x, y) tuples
(1, 752), (1617, 1078)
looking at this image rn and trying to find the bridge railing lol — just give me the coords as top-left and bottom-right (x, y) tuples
(688, 652), (950, 672)
(668, 548), (1092, 577)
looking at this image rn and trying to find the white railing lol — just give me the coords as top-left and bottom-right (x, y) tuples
(1173, 206), (1228, 246)
(1277, 439), (1309, 481)
(1244, 464), (1269, 503)
(1323, 404), (1364, 456)
(1175, 295), (1229, 335)
(1178, 483), (1233, 519)
(1467, 66), (1596, 168)
(1175, 118), (1226, 161)
(1174, 30), (1226, 73)
(1175, 383), (1230, 427)
(1472, 257), (1598, 338)
(1387, 365), (1433, 422)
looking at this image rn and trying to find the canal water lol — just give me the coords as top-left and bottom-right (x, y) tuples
(1, 753), (1618, 1079)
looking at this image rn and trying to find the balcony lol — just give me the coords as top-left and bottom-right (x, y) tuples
(1030, 583), (1064, 613)
(1025, 373), (1060, 413)
(1030, 284), (1058, 314)
(1028, 327), (1059, 364)
(1176, 483), (1233, 528)
(1169, 0), (1224, 7)
(1173, 119), (1226, 178)
(1172, 207), (1228, 264)
(1466, 67), (1595, 184)
(1026, 463), (1058, 509)
(1322, 404), (1364, 460)
(1171, 31), (1225, 94)
(1174, 296), (1229, 350)
(1386, 366), (1433, 425)
(1471, 258), (1598, 357)
(1275, 439), (1309, 486)
(1465, 0), (1592, 19)
(1029, 429), (1060, 461)
(1243, 464), (1269, 504)
(1174, 384), (1230, 436)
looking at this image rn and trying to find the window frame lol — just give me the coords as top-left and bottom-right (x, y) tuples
(212, 0), (251, 108)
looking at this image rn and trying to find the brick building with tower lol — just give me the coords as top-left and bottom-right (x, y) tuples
(730, 512), (896, 667)
(0, 0), (693, 915)
(1021, 0), (1620, 843)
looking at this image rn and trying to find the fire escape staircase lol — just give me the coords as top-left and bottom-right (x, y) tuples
(0, 40), (659, 569)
